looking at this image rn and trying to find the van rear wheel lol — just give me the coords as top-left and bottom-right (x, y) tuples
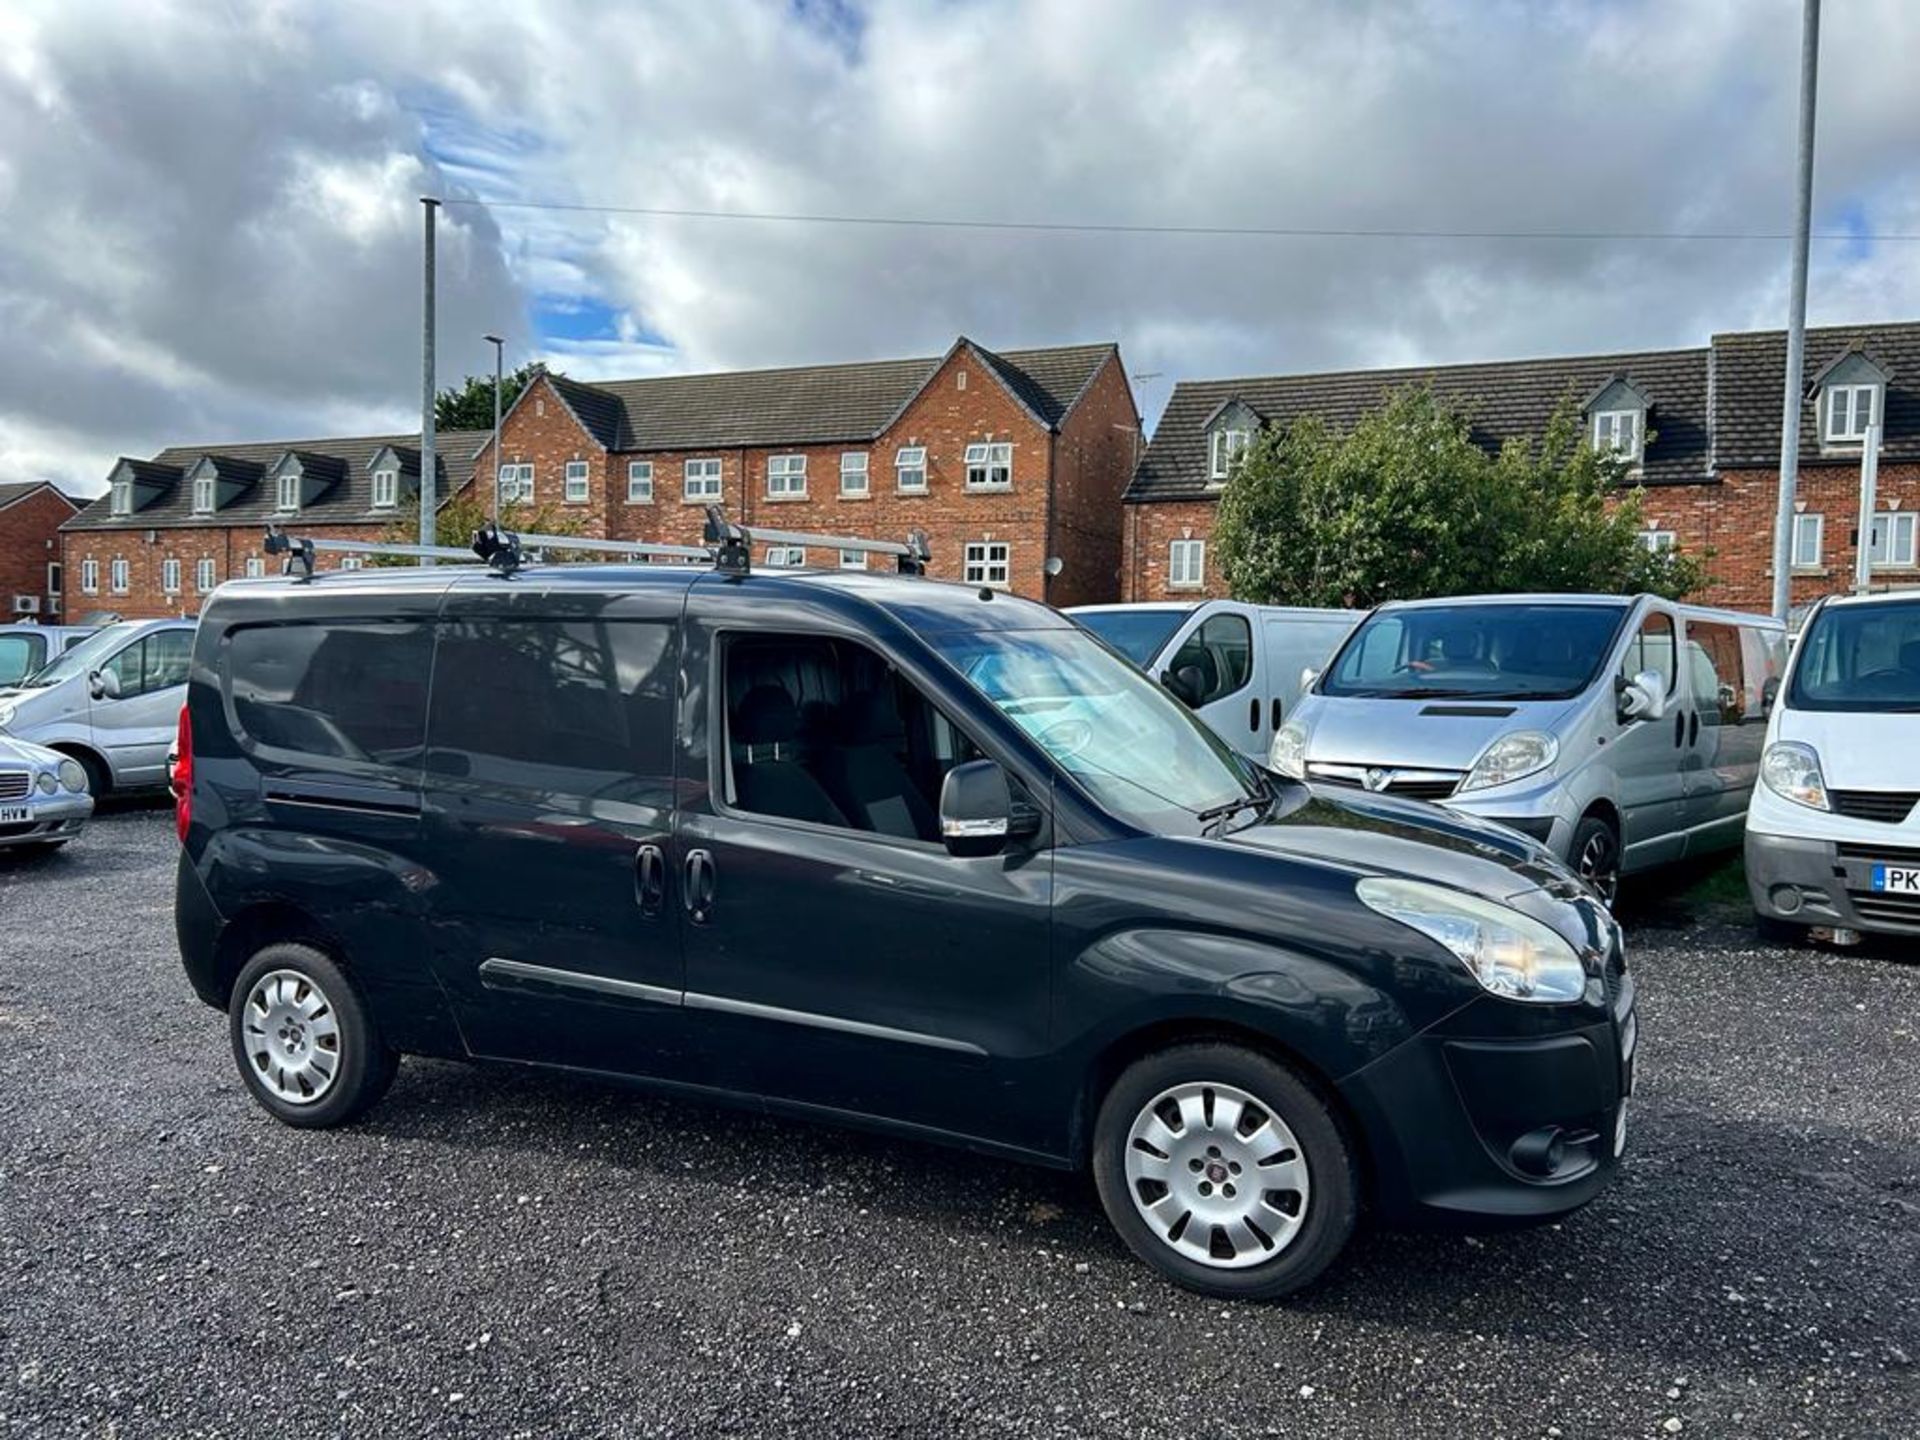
(1091, 1043), (1356, 1301)
(227, 944), (396, 1128)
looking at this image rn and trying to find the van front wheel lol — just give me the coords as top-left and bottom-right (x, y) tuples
(1571, 814), (1621, 905)
(227, 944), (396, 1128)
(1091, 1043), (1356, 1301)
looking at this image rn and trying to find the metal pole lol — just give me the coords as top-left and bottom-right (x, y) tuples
(1854, 421), (1881, 594)
(1768, 0), (1820, 623)
(419, 197), (441, 555)
(485, 333), (504, 527)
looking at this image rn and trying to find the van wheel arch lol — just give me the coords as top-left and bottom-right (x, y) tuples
(1075, 1020), (1371, 1203)
(48, 744), (110, 800)
(212, 902), (350, 1007)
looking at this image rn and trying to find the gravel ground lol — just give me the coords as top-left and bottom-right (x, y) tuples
(2, 809), (1916, 1439)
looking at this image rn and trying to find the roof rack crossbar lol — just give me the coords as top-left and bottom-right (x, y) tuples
(504, 530), (712, 562)
(700, 505), (930, 577)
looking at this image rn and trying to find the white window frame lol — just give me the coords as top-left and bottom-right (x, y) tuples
(1869, 511), (1918, 570)
(683, 458), (722, 502)
(767, 454), (807, 499)
(195, 558), (216, 593)
(1824, 384), (1879, 443)
(1637, 529), (1677, 553)
(1168, 539), (1206, 589)
(963, 442), (1013, 490)
(160, 558), (181, 594)
(963, 541), (1011, 589)
(1592, 409), (1644, 462)
(626, 461), (654, 503)
(1208, 428), (1251, 481)
(275, 473), (301, 512)
(80, 559), (99, 595)
(47, 561), (61, 597)
(894, 446), (928, 493)
(371, 468), (399, 509)
(766, 545), (807, 568)
(1790, 513), (1824, 569)
(498, 463), (534, 504)
(245, 556), (265, 580)
(110, 559), (129, 594)
(338, 557), (364, 572)
(839, 549), (867, 570)
(192, 475), (216, 514)
(564, 459), (591, 503)
(839, 451), (869, 497)
(109, 480), (133, 516)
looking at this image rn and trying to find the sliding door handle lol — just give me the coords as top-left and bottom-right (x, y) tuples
(634, 843), (665, 917)
(684, 848), (716, 924)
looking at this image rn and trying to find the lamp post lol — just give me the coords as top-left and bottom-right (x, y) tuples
(484, 333), (505, 528)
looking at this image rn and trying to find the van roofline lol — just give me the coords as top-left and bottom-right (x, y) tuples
(1371, 592), (1784, 629)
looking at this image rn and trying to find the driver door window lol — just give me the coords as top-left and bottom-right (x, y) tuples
(1618, 612), (1676, 700)
(1167, 613), (1253, 705)
(98, 639), (147, 699)
(143, 630), (193, 692)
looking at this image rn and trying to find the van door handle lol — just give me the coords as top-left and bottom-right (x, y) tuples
(634, 844), (665, 917)
(1688, 710), (1700, 747)
(684, 849), (715, 924)
(1270, 699), (1282, 730)
(1248, 697), (1260, 732)
(1673, 712), (1685, 748)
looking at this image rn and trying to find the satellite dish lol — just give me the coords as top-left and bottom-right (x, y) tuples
(1044, 556), (1064, 577)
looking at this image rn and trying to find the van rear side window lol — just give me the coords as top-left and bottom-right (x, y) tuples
(227, 623), (433, 763)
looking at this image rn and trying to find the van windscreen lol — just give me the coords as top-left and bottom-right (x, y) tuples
(1072, 608), (1191, 668)
(1321, 603), (1629, 700)
(1788, 600), (1920, 712)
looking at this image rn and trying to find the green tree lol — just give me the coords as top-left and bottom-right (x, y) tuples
(370, 487), (586, 566)
(1214, 386), (1710, 606)
(434, 363), (541, 432)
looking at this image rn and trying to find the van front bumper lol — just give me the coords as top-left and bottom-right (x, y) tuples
(1442, 783), (1578, 859)
(1337, 976), (1636, 1226)
(1748, 829), (1920, 937)
(0, 792), (93, 848)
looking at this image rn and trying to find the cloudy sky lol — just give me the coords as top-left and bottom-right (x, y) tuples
(4, 0), (1917, 496)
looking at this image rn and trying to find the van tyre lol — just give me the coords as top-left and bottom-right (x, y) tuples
(1570, 814), (1621, 905)
(228, 944), (396, 1129)
(1092, 1043), (1356, 1301)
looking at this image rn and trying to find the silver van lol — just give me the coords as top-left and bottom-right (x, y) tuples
(0, 618), (197, 796)
(1270, 593), (1787, 899)
(0, 624), (96, 688)
(1069, 601), (1361, 759)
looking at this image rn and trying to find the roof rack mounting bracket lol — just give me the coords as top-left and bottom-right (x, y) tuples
(704, 505), (752, 577)
(264, 526), (316, 581)
(900, 528), (931, 576)
(471, 524), (524, 574)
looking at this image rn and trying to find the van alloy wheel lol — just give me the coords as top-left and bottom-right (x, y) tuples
(1123, 1081), (1310, 1269)
(240, 968), (342, 1106)
(1574, 819), (1621, 905)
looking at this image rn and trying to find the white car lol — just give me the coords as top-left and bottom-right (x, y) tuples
(1747, 591), (1920, 943)
(0, 732), (93, 851)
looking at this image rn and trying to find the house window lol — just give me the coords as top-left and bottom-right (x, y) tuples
(110, 559), (129, 594)
(767, 454), (807, 498)
(276, 473), (301, 511)
(47, 562), (61, 597)
(1592, 409), (1644, 462)
(245, 556), (265, 580)
(683, 458), (722, 501)
(1825, 384), (1879, 443)
(895, 446), (927, 492)
(109, 480), (133, 516)
(338, 557), (364, 572)
(564, 460), (591, 503)
(161, 558), (181, 594)
(627, 461), (654, 503)
(840, 452), (869, 497)
(1169, 539), (1206, 589)
(1637, 530), (1677, 553)
(1869, 512), (1919, 569)
(766, 545), (807, 567)
(192, 475), (216, 514)
(371, 468), (399, 509)
(964, 442), (1012, 489)
(195, 558), (217, 593)
(1208, 429), (1250, 481)
(964, 541), (1011, 588)
(839, 549), (867, 570)
(1791, 513), (1824, 569)
(498, 463), (534, 504)
(80, 559), (98, 595)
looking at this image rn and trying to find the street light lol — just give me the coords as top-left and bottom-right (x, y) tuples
(484, 333), (505, 527)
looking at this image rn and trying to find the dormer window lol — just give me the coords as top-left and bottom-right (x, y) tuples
(1592, 409), (1643, 461)
(1208, 428), (1250, 481)
(1824, 384), (1878, 443)
(192, 475), (216, 514)
(371, 468), (399, 509)
(110, 479), (133, 516)
(1809, 350), (1891, 449)
(276, 473), (301, 512)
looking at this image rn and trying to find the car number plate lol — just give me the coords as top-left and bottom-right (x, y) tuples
(1870, 865), (1920, 894)
(0, 806), (28, 824)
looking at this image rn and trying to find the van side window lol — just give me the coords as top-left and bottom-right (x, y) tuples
(721, 634), (981, 842)
(1168, 613), (1253, 705)
(426, 619), (675, 787)
(143, 630), (192, 692)
(228, 623), (433, 762)
(99, 639), (148, 698)
(1619, 613), (1676, 697)
(1686, 621), (1748, 726)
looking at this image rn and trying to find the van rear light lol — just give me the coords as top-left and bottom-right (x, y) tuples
(171, 704), (192, 843)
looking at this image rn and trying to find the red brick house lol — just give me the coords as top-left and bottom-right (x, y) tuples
(62, 336), (1138, 615)
(0, 481), (82, 620)
(1124, 320), (1920, 616)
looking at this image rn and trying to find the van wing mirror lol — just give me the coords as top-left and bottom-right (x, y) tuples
(1300, 666), (1319, 693)
(1617, 668), (1666, 723)
(939, 759), (1040, 858)
(89, 668), (121, 701)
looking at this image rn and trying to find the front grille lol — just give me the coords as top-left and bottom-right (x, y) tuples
(1836, 842), (1920, 866)
(1848, 891), (1920, 929)
(1830, 789), (1920, 825)
(1308, 764), (1463, 802)
(0, 771), (29, 801)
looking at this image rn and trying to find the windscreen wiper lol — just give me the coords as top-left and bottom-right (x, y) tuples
(1196, 777), (1274, 837)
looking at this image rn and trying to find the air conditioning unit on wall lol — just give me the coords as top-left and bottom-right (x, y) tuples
(12, 595), (41, 615)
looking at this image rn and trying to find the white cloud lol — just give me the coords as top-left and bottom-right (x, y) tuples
(3, 0), (1919, 497)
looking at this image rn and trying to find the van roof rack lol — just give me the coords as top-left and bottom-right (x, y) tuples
(263, 507), (932, 582)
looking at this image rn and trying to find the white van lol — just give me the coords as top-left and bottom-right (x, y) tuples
(1068, 601), (1361, 759)
(1747, 591), (1920, 942)
(1272, 593), (1786, 900)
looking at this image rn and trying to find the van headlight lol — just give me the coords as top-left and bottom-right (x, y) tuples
(1760, 741), (1828, 810)
(1269, 719), (1308, 780)
(1459, 730), (1558, 793)
(1357, 877), (1588, 1003)
(58, 759), (87, 793)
